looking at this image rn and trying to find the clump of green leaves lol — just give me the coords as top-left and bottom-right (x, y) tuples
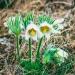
(20, 59), (44, 75)
(5, 14), (24, 62)
(19, 37), (45, 75)
(4, 12), (74, 75)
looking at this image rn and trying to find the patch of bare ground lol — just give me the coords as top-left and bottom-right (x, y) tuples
(0, 0), (75, 75)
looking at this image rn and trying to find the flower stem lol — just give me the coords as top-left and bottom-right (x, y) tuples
(29, 38), (32, 62)
(36, 37), (43, 62)
(16, 35), (20, 62)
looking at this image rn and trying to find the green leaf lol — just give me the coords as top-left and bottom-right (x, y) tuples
(43, 54), (51, 64)
(29, 38), (32, 62)
(7, 14), (23, 35)
(20, 58), (43, 73)
(38, 15), (55, 25)
(43, 45), (57, 64)
(31, 61), (43, 70)
(36, 37), (43, 62)
(20, 59), (31, 70)
(23, 12), (34, 28)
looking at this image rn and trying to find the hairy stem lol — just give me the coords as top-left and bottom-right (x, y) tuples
(36, 37), (43, 62)
(16, 35), (20, 62)
(29, 38), (32, 62)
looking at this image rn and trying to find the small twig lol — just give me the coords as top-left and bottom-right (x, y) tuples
(61, 27), (74, 33)
(46, 1), (73, 7)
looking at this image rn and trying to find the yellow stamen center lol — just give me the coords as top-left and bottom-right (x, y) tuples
(40, 25), (50, 33)
(28, 28), (36, 36)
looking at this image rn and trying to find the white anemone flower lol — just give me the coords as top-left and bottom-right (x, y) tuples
(39, 21), (54, 39)
(24, 22), (42, 41)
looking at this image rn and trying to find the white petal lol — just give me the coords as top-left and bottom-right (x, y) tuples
(40, 21), (54, 31)
(27, 22), (38, 31)
(37, 30), (43, 39)
(31, 35), (38, 41)
(40, 21), (50, 27)
(53, 18), (64, 25)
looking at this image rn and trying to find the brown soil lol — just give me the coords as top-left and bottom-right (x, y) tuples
(0, 0), (75, 75)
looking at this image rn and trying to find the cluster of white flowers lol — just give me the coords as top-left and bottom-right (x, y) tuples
(4, 14), (65, 41)
(4, 14), (68, 65)
(21, 18), (65, 41)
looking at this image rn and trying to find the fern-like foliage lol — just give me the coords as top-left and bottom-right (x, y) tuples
(38, 15), (55, 25)
(7, 15), (23, 35)
(23, 12), (34, 28)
